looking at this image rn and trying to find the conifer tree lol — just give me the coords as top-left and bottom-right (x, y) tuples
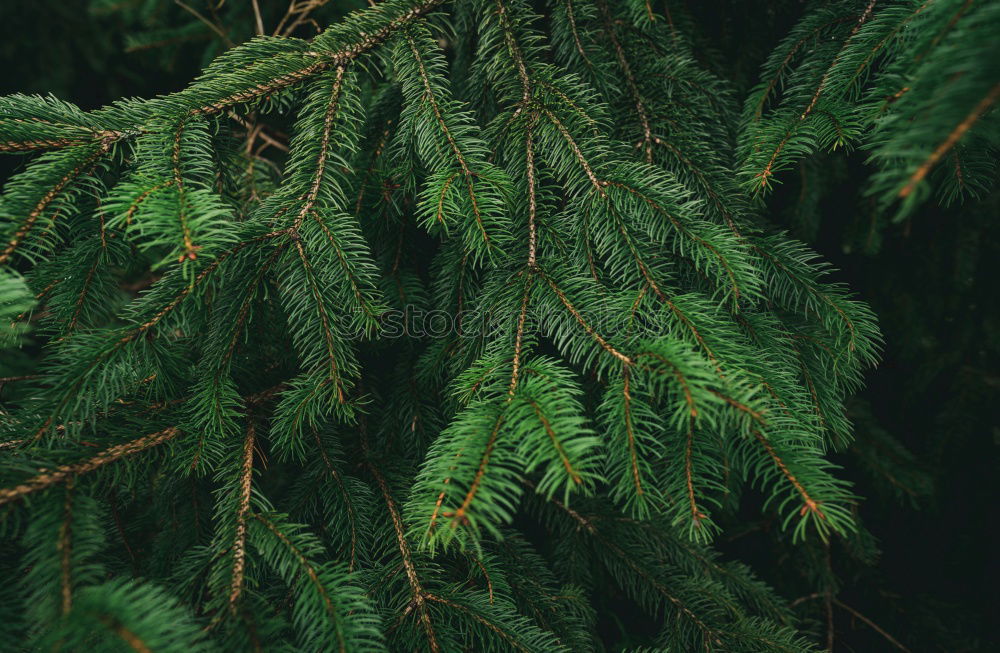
(0, 0), (994, 650)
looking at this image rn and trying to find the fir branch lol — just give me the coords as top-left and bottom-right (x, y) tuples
(404, 30), (491, 249)
(423, 593), (533, 653)
(312, 431), (359, 571)
(58, 480), (75, 615)
(0, 135), (116, 153)
(622, 367), (644, 496)
(251, 514), (344, 647)
(226, 415), (256, 613)
(752, 429), (826, 521)
(541, 272), (632, 365)
(595, 0), (653, 163)
(0, 427), (180, 506)
(293, 66), (347, 231)
(0, 140), (113, 266)
(751, 15), (857, 121)
(544, 493), (718, 643)
(0, 2), (913, 648)
(189, 0), (445, 117)
(897, 82), (1000, 199)
(290, 237), (347, 402)
(366, 458), (440, 653)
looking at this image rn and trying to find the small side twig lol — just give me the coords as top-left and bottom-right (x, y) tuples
(834, 598), (910, 652)
(251, 0), (266, 35)
(175, 0), (234, 47)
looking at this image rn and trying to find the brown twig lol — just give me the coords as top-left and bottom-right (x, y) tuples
(251, 0), (266, 35)
(174, 0), (234, 47)
(834, 598), (910, 651)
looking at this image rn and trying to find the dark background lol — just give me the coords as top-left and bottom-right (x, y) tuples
(1, 1), (994, 650)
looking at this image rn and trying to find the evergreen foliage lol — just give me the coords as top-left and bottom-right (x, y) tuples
(0, 0), (995, 650)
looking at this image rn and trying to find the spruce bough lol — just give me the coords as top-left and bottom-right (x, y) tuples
(1, 0), (993, 650)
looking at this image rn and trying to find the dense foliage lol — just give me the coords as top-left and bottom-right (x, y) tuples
(1, 1), (995, 650)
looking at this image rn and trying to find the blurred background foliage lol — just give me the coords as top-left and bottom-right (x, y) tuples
(1, 1), (994, 650)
